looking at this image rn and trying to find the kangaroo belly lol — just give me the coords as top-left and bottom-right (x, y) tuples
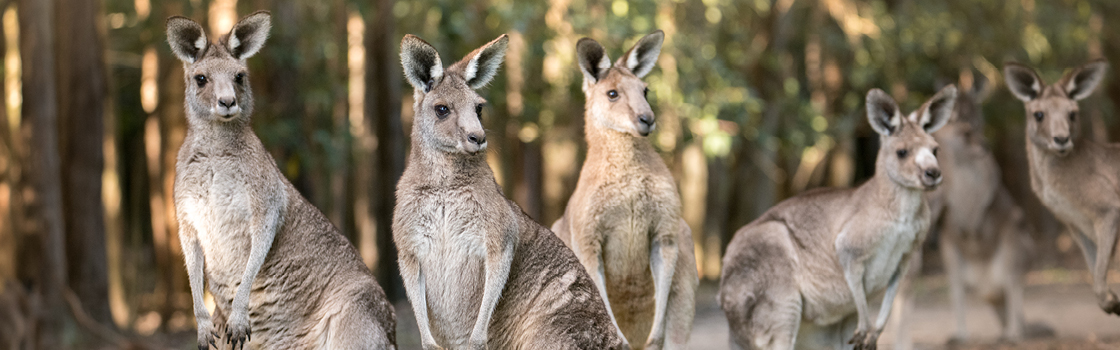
(417, 223), (487, 346)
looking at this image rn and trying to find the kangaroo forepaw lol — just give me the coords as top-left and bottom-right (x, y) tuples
(849, 330), (879, 350)
(196, 319), (218, 350)
(224, 314), (251, 350)
(1101, 292), (1120, 315)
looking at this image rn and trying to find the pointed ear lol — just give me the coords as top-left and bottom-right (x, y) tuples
(866, 89), (902, 136)
(166, 16), (208, 63)
(227, 11), (271, 60)
(400, 34), (443, 92)
(618, 30), (664, 78)
(1062, 59), (1108, 101)
(577, 38), (610, 85)
(918, 85), (957, 134)
(970, 73), (992, 102)
(461, 34), (509, 89)
(1003, 63), (1043, 102)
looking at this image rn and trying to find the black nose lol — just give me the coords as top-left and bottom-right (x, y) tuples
(925, 168), (941, 180)
(467, 132), (486, 146)
(218, 98), (237, 108)
(638, 114), (654, 126)
(1054, 136), (1070, 145)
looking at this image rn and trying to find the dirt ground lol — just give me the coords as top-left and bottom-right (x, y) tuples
(389, 273), (1120, 350)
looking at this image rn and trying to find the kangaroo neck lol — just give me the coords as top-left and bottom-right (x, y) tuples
(860, 170), (924, 220)
(184, 115), (255, 150)
(406, 137), (493, 189)
(584, 121), (656, 165)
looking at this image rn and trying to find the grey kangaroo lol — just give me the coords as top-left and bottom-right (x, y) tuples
(720, 86), (957, 350)
(168, 11), (396, 350)
(392, 34), (627, 350)
(1004, 60), (1120, 316)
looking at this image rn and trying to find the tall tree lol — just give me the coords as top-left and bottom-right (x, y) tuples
(55, 0), (111, 326)
(366, 0), (404, 300)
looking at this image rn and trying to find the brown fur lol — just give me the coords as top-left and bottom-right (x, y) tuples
(552, 31), (698, 350)
(393, 34), (626, 350)
(167, 12), (396, 350)
(720, 86), (957, 350)
(1004, 60), (1120, 316)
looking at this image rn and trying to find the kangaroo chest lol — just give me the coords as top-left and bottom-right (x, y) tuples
(1030, 156), (1093, 232)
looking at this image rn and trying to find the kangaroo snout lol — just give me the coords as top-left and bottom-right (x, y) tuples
(465, 130), (487, 153)
(215, 96), (241, 118)
(636, 114), (655, 136)
(922, 167), (942, 189)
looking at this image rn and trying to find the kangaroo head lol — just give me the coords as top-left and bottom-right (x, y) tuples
(576, 30), (663, 137)
(1004, 60), (1108, 156)
(866, 85), (956, 191)
(400, 34), (508, 155)
(934, 76), (991, 157)
(166, 11), (270, 125)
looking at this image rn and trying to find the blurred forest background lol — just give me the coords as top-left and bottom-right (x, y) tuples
(1, 0), (1119, 348)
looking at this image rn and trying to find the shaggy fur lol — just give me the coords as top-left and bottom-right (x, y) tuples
(719, 86), (956, 350)
(551, 31), (698, 350)
(1004, 60), (1120, 316)
(168, 12), (396, 350)
(393, 34), (626, 350)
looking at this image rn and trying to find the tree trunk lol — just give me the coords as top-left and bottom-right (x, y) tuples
(366, 0), (404, 301)
(55, 0), (111, 326)
(19, 0), (71, 346)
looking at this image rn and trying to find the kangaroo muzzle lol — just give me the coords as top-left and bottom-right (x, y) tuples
(636, 113), (655, 136)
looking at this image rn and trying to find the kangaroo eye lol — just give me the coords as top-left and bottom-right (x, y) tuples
(932, 147), (939, 157)
(475, 104), (484, 120)
(235, 72), (246, 85)
(896, 149), (908, 159)
(194, 74), (207, 87)
(1069, 111), (1077, 121)
(607, 90), (619, 101)
(434, 104), (450, 119)
(1034, 111), (1044, 122)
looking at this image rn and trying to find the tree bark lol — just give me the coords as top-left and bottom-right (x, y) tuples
(366, 0), (404, 301)
(19, 0), (71, 346)
(55, 0), (111, 326)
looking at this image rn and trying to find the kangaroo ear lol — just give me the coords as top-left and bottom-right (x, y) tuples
(1062, 59), (1108, 101)
(227, 11), (270, 60)
(866, 89), (902, 136)
(461, 34), (508, 89)
(970, 73), (992, 102)
(577, 38), (610, 85)
(918, 85), (957, 134)
(400, 34), (443, 93)
(1003, 63), (1043, 102)
(618, 30), (663, 78)
(166, 16), (208, 63)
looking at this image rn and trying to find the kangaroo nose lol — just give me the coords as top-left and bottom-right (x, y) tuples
(218, 98), (237, 108)
(638, 114), (654, 126)
(925, 168), (941, 181)
(1054, 136), (1070, 145)
(467, 132), (487, 146)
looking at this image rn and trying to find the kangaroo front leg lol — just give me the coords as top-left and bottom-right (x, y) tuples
(468, 234), (516, 350)
(938, 234), (968, 342)
(840, 255), (875, 350)
(645, 231), (679, 350)
(872, 258), (909, 344)
(1092, 213), (1120, 315)
(399, 252), (441, 350)
(226, 205), (282, 350)
(573, 229), (628, 345)
(180, 222), (217, 350)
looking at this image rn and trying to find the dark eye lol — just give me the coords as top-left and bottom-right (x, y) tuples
(643, 87), (649, 98)
(896, 149), (908, 159)
(1069, 111), (1077, 121)
(194, 74), (207, 87)
(607, 90), (619, 101)
(235, 72), (246, 85)
(475, 104), (484, 120)
(932, 147), (938, 157)
(1034, 111), (1044, 122)
(434, 104), (450, 119)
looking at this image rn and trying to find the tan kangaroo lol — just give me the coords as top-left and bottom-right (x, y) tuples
(925, 77), (1051, 343)
(550, 30), (698, 350)
(1004, 60), (1120, 316)
(168, 12), (396, 350)
(392, 34), (627, 350)
(720, 86), (957, 350)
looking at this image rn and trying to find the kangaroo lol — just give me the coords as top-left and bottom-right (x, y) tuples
(392, 34), (626, 350)
(550, 30), (698, 350)
(720, 86), (957, 350)
(1004, 60), (1120, 316)
(924, 77), (1052, 343)
(167, 12), (396, 350)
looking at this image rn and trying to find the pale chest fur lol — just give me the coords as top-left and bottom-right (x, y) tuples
(1029, 151), (1094, 233)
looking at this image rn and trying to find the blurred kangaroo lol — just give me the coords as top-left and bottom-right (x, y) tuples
(392, 34), (627, 350)
(924, 76), (1052, 343)
(720, 86), (957, 350)
(167, 12), (396, 350)
(550, 31), (698, 350)
(1004, 60), (1120, 316)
